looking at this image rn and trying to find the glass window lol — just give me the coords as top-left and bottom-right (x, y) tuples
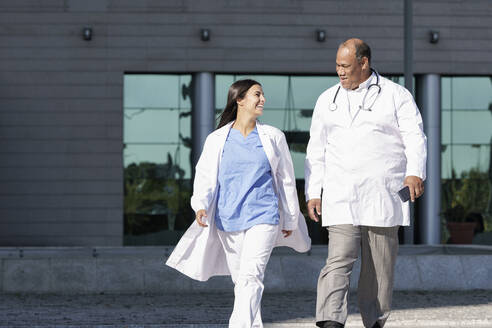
(441, 77), (492, 179)
(442, 77), (492, 111)
(123, 74), (193, 245)
(441, 76), (492, 244)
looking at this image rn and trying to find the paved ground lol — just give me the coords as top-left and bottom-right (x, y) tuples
(0, 290), (491, 327)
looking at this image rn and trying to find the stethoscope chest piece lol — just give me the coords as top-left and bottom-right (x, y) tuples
(329, 103), (338, 111)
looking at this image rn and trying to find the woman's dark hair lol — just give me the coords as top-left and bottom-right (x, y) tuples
(216, 79), (261, 129)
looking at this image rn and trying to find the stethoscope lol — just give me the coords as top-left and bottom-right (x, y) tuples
(329, 68), (381, 112)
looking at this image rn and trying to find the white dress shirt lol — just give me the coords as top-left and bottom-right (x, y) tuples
(305, 73), (427, 227)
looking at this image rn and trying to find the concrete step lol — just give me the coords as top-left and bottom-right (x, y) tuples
(1, 245), (492, 293)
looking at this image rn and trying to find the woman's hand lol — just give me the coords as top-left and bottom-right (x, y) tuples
(282, 230), (292, 238)
(196, 209), (208, 227)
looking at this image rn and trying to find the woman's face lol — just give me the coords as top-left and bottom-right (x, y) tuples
(237, 84), (265, 118)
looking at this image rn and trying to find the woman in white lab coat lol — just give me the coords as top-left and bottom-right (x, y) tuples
(166, 79), (310, 328)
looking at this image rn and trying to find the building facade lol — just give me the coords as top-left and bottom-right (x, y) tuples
(0, 0), (490, 246)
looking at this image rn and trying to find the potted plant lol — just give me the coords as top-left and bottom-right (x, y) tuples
(443, 204), (476, 244)
(441, 168), (490, 244)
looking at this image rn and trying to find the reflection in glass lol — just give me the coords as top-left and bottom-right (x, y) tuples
(291, 76), (339, 109)
(447, 111), (491, 144)
(124, 109), (181, 144)
(124, 75), (192, 109)
(441, 145), (490, 180)
(215, 75), (234, 110)
(123, 74), (193, 245)
(441, 76), (492, 244)
(124, 145), (191, 177)
(442, 77), (492, 110)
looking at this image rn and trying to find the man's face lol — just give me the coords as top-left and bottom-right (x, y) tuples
(336, 46), (365, 90)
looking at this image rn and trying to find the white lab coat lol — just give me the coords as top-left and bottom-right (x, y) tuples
(305, 74), (427, 227)
(166, 121), (311, 281)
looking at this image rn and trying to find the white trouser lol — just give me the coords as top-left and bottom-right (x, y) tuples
(217, 223), (279, 328)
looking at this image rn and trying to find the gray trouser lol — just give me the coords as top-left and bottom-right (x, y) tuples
(316, 224), (399, 328)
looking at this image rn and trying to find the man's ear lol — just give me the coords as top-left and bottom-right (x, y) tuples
(361, 57), (370, 71)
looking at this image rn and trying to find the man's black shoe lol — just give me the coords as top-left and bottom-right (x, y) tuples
(316, 320), (344, 328)
(372, 322), (382, 328)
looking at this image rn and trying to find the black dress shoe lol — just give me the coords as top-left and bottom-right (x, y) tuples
(371, 322), (382, 328)
(316, 320), (344, 328)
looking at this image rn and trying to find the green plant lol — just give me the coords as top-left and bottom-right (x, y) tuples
(441, 168), (490, 223)
(124, 154), (193, 235)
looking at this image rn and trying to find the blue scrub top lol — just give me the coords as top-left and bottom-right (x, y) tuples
(215, 127), (279, 232)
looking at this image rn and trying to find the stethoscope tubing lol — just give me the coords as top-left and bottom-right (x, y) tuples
(329, 68), (381, 112)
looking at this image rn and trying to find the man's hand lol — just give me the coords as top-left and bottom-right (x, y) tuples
(307, 198), (321, 222)
(404, 176), (424, 202)
(195, 209), (208, 227)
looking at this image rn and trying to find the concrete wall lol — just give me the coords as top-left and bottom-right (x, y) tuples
(0, 0), (491, 246)
(1, 245), (491, 293)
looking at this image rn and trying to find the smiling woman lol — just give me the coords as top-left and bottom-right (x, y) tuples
(166, 79), (311, 327)
(217, 79), (265, 130)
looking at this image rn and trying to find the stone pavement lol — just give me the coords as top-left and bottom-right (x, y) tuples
(0, 290), (491, 328)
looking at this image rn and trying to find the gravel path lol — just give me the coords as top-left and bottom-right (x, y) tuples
(0, 290), (490, 327)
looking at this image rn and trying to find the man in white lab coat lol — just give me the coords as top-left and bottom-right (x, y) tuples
(305, 38), (427, 328)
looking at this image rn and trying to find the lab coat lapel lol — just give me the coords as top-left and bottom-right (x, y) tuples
(256, 121), (279, 174)
(330, 85), (352, 128)
(349, 73), (379, 127)
(214, 121), (233, 168)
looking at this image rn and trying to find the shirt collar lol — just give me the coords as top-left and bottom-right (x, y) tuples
(352, 71), (376, 92)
